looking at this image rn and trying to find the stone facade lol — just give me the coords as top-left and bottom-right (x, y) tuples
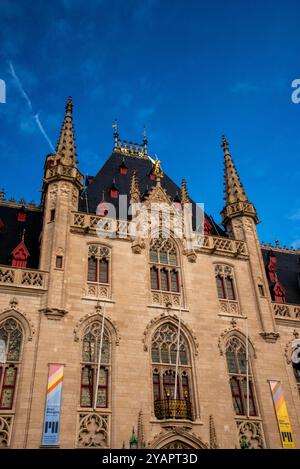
(0, 102), (299, 449)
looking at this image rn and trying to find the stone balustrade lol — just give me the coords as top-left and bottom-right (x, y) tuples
(0, 266), (48, 290)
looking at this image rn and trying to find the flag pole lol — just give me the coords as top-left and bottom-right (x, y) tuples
(93, 304), (106, 410)
(246, 317), (250, 417)
(174, 285), (183, 402)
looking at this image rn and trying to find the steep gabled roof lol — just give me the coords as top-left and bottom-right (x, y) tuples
(78, 151), (226, 237)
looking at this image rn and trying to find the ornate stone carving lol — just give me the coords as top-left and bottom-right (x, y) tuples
(259, 332), (280, 343)
(284, 332), (300, 364)
(0, 415), (13, 447)
(131, 237), (145, 254)
(209, 414), (219, 449)
(236, 420), (265, 449)
(0, 302), (35, 341)
(40, 308), (68, 321)
(143, 313), (199, 356)
(73, 310), (120, 345)
(48, 183), (58, 202)
(148, 428), (209, 449)
(218, 323), (256, 358)
(77, 413), (109, 448)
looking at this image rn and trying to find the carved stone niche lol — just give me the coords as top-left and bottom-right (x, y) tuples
(40, 307), (68, 321)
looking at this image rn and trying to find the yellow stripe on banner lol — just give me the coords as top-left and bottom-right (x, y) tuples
(269, 381), (295, 449)
(48, 371), (64, 393)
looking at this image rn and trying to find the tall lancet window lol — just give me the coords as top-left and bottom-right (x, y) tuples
(87, 245), (110, 284)
(0, 318), (23, 410)
(149, 237), (180, 293)
(151, 323), (193, 421)
(225, 336), (258, 417)
(80, 321), (110, 408)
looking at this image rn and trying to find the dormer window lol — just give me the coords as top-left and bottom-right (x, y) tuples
(148, 170), (155, 181)
(109, 180), (119, 199)
(119, 160), (128, 175)
(11, 241), (30, 268)
(17, 206), (26, 222)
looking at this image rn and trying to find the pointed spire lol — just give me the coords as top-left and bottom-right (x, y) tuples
(222, 135), (248, 205)
(56, 96), (77, 166)
(129, 427), (138, 449)
(112, 119), (119, 148)
(181, 179), (190, 204)
(221, 135), (258, 226)
(137, 410), (145, 449)
(209, 414), (219, 449)
(143, 126), (148, 154)
(130, 169), (141, 204)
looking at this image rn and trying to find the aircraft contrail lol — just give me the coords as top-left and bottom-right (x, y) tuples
(8, 61), (55, 153)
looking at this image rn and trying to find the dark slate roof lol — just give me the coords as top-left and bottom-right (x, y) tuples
(261, 248), (300, 305)
(0, 205), (43, 268)
(78, 152), (226, 236)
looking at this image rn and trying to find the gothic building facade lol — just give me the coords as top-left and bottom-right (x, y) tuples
(0, 98), (299, 449)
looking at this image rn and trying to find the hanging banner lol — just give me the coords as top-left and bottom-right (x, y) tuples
(269, 380), (295, 449)
(42, 364), (64, 446)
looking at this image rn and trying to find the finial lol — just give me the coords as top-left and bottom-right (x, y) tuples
(181, 179), (190, 204)
(221, 134), (230, 155)
(21, 228), (26, 243)
(143, 126), (148, 154)
(130, 169), (141, 204)
(66, 96), (73, 116)
(112, 119), (119, 147)
(0, 188), (6, 202)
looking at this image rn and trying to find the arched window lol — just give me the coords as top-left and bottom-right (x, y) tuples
(149, 238), (180, 293)
(215, 264), (236, 300)
(225, 336), (258, 417)
(87, 245), (110, 285)
(0, 318), (23, 410)
(151, 323), (193, 420)
(80, 321), (110, 408)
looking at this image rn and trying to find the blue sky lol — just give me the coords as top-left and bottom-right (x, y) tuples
(0, 0), (300, 248)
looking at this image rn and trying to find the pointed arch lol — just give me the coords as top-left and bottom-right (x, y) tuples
(143, 314), (199, 357)
(147, 316), (199, 421)
(224, 335), (259, 416)
(73, 311), (120, 346)
(218, 324), (256, 359)
(149, 429), (209, 449)
(0, 307), (35, 342)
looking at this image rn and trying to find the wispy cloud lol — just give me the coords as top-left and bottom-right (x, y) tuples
(9, 62), (33, 111)
(288, 209), (300, 221)
(230, 81), (259, 94)
(34, 114), (55, 152)
(8, 61), (55, 152)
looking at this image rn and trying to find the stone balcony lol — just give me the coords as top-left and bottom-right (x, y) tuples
(0, 265), (48, 291)
(71, 212), (248, 258)
(272, 302), (300, 326)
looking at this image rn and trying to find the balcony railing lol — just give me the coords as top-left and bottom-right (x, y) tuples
(272, 302), (300, 322)
(0, 265), (48, 290)
(154, 398), (193, 421)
